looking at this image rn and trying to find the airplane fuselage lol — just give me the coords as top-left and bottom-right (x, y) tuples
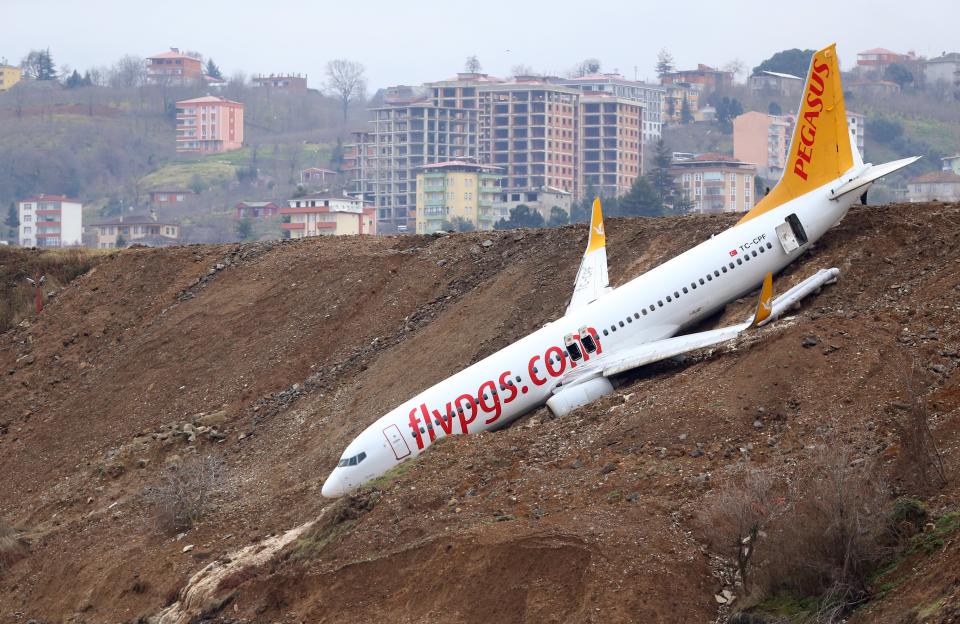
(321, 182), (861, 497)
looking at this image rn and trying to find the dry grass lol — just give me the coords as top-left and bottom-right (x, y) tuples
(0, 246), (111, 332)
(890, 362), (948, 494)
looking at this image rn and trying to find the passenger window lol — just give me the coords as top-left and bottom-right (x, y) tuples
(737, 258), (743, 265)
(633, 312), (640, 319)
(641, 309), (648, 315)
(699, 278), (705, 285)
(752, 250), (758, 257)
(658, 300), (664, 307)
(706, 274), (712, 281)
(610, 325), (616, 332)
(714, 270), (720, 277)
(626, 317), (632, 323)
(603, 329), (609, 336)
(721, 266), (728, 273)
(729, 262), (735, 269)
(666, 296), (672, 302)
(766, 242), (773, 249)
(674, 291), (680, 298)
(649, 304), (655, 311)
(619, 320), (625, 327)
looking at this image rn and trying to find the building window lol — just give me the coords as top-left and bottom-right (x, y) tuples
(23, 214), (31, 222)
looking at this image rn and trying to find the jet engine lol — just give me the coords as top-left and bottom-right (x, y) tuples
(546, 376), (615, 417)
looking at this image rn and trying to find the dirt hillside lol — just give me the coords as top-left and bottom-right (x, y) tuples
(1, 203), (958, 623)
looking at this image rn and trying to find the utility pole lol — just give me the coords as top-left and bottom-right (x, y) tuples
(25, 272), (45, 314)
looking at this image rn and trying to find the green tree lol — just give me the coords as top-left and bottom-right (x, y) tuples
(235, 217), (254, 241)
(884, 63), (913, 88)
(615, 176), (663, 217)
(574, 58), (601, 77)
(768, 101), (782, 116)
(205, 59), (223, 80)
(5, 202), (18, 238)
(547, 206), (568, 227)
(449, 216), (475, 232)
(751, 49), (814, 78)
(656, 49), (675, 79)
(494, 204), (545, 229)
(115, 234), (127, 248)
(188, 174), (207, 195)
(330, 138), (345, 171)
(680, 96), (693, 124)
(64, 70), (85, 89)
(38, 48), (56, 80)
(715, 96), (744, 132)
(650, 139), (687, 211)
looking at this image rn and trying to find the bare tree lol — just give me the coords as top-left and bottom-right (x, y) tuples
(109, 55), (147, 88)
(723, 59), (747, 83)
(509, 64), (536, 78)
(890, 361), (948, 492)
(143, 455), (227, 533)
(702, 469), (783, 591)
(326, 59), (367, 121)
(464, 55), (482, 73)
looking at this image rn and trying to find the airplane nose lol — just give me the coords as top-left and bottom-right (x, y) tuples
(321, 471), (344, 498)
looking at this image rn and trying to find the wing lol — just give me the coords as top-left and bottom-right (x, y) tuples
(566, 198), (611, 314)
(557, 268), (838, 389)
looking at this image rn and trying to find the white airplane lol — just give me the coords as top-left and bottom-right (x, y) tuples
(321, 44), (919, 497)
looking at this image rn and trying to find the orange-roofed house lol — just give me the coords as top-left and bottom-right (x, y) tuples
(147, 48), (204, 86)
(281, 194), (376, 238)
(175, 96), (244, 154)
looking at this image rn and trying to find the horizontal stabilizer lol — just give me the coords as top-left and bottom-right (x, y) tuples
(557, 268), (841, 383)
(828, 156), (922, 201)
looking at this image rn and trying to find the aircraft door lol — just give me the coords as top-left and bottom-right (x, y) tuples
(382, 424), (411, 460)
(775, 213), (809, 253)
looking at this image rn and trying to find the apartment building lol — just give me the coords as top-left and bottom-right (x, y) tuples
(479, 80), (580, 198)
(18, 195), (83, 248)
(415, 161), (503, 234)
(662, 84), (700, 124)
(579, 94), (644, 198)
(494, 187), (572, 221)
(252, 73), (308, 92)
(733, 112), (791, 179)
(942, 155), (960, 175)
(661, 64), (734, 90)
(670, 154), (757, 214)
(748, 71), (803, 97)
(344, 99), (478, 232)
(554, 74), (663, 144)
(846, 111), (865, 159)
(175, 96), (244, 154)
(89, 213), (181, 248)
(281, 194), (376, 238)
(300, 167), (336, 187)
(147, 48), (203, 86)
(0, 64), (21, 91)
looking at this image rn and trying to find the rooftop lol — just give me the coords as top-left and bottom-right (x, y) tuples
(91, 214), (179, 226)
(911, 171), (960, 184)
(177, 95), (242, 105)
(148, 49), (201, 61)
(19, 194), (79, 203)
(419, 160), (502, 172)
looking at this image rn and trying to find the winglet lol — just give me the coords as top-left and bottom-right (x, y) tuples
(751, 272), (774, 327)
(586, 198), (605, 253)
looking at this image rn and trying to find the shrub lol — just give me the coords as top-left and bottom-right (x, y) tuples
(0, 519), (28, 571)
(890, 362), (947, 494)
(143, 455), (226, 533)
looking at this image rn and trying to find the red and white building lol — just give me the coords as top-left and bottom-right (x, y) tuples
(147, 48), (204, 86)
(17, 195), (83, 248)
(280, 194), (376, 238)
(175, 96), (244, 154)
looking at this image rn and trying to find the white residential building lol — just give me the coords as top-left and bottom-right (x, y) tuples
(18, 195), (83, 248)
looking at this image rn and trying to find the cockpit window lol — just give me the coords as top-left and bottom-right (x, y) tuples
(337, 451), (367, 468)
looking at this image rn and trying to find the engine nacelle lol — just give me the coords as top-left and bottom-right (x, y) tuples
(546, 376), (615, 418)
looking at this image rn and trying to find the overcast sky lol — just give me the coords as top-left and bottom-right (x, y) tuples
(4, 0), (957, 90)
